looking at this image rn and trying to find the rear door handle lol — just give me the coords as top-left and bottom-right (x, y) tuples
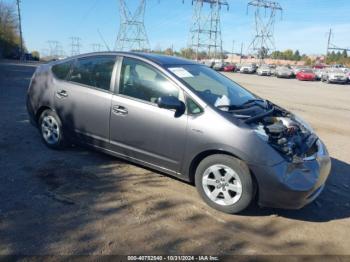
(112, 105), (128, 115)
(56, 90), (68, 98)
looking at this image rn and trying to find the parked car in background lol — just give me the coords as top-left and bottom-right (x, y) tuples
(256, 65), (272, 76)
(346, 70), (350, 82)
(234, 63), (242, 72)
(314, 69), (324, 81)
(223, 63), (236, 72)
(240, 63), (256, 74)
(26, 52), (331, 214)
(296, 69), (316, 81)
(204, 60), (215, 68)
(275, 66), (293, 78)
(213, 62), (226, 71)
(293, 66), (308, 76)
(321, 69), (348, 84)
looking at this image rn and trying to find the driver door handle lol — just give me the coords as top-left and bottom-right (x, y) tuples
(113, 105), (128, 115)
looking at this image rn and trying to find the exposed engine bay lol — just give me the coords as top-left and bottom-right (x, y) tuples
(226, 100), (319, 162)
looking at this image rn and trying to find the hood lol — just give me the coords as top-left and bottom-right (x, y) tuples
(223, 100), (318, 163)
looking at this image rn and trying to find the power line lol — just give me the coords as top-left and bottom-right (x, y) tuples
(188, 0), (229, 61)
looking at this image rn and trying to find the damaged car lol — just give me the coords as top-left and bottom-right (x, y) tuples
(27, 52), (331, 214)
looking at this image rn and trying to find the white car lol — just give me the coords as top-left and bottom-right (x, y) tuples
(240, 64), (256, 74)
(256, 65), (272, 76)
(321, 69), (348, 84)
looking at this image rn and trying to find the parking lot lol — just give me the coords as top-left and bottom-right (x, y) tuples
(0, 62), (350, 255)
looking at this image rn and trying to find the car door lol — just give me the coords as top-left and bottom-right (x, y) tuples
(109, 56), (188, 174)
(54, 55), (117, 145)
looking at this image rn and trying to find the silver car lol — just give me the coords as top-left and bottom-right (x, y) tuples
(256, 65), (272, 76)
(27, 52), (331, 214)
(321, 69), (348, 84)
(275, 66), (293, 78)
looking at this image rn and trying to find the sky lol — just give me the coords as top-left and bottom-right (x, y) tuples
(5, 0), (350, 56)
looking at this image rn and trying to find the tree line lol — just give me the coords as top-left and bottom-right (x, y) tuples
(0, 1), (23, 59)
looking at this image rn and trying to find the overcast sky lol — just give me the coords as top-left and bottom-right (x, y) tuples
(6, 0), (350, 55)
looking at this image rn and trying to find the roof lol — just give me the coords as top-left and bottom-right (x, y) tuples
(56, 52), (199, 67)
(123, 52), (198, 66)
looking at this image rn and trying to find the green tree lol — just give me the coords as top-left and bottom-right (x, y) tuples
(293, 50), (301, 61)
(342, 50), (348, 58)
(31, 51), (40, 60)
(0, 1), (23, 59)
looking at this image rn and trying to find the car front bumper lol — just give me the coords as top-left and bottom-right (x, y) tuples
(329, 78), (347, 83)
(249, 140), (331, 209)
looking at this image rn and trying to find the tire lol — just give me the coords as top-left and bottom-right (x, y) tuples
(195, 154), (254, 214)
(39, 109), (66, 149)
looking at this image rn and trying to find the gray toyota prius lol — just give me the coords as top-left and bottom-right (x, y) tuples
(27, 52), (331, 214)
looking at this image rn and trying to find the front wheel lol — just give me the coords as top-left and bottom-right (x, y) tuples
(39, 109), (66, 149)
(195, 154), (254, 214)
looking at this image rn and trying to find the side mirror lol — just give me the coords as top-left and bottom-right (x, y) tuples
(157, 96), (186, 116)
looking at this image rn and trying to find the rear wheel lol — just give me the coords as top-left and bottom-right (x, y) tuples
(195, 154), (254, 214)
(39, 109), (65, 149)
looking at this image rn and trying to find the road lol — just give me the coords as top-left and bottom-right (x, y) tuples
(0, 62), (349, 255)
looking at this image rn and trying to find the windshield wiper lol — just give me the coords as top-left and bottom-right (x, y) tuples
(239, 98), (265, 106)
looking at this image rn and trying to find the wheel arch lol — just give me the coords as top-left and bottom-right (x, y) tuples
(188, 149), (259, 200)
(35, 106), (53, 123)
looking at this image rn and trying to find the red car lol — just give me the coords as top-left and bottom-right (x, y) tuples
(223, 64), (236, 72)
(296, 69), (316, 81)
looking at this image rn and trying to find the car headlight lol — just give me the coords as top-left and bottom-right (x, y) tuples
(294, 114), (314, 133)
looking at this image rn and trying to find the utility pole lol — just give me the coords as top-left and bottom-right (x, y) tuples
(231, 40), (235, 63)
(240, 42), (244, 64)
(115, 0), (150, 51)
(326, 28), (332, 56)
(16, 0), (24, 61)
(188, 0), (229, 62)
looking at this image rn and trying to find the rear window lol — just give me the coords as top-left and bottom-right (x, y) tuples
(69, 56), (116, 91)
(52, 61), (73, 80)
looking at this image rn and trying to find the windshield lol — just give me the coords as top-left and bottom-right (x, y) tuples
(302, 69), (314, 73)
(167, 65), (256, 107)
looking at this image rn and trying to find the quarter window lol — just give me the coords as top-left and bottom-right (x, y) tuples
(69, 56), (116, 91)
(119, 57), (180, 103)
(52, 61), (73, 80)
(187, 97), (203, 115)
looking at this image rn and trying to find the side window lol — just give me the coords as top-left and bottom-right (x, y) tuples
(187, 97), (203, 115)
(52, 61), (73, 80)
(119, 57), (180, 103)
(69, 56), (116, 91)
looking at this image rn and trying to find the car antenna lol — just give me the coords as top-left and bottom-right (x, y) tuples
(97, 29), (111, 51)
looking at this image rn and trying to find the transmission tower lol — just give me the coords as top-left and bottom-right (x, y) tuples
(91, 43), (103, 52)
(247, 0), (282, 63)
(115, 0), (150, 51)
(70, 37), (82, 56)
(326, 28), (350, 55)
(47, 41), (64, 59)
(188, 0), (229, 61)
